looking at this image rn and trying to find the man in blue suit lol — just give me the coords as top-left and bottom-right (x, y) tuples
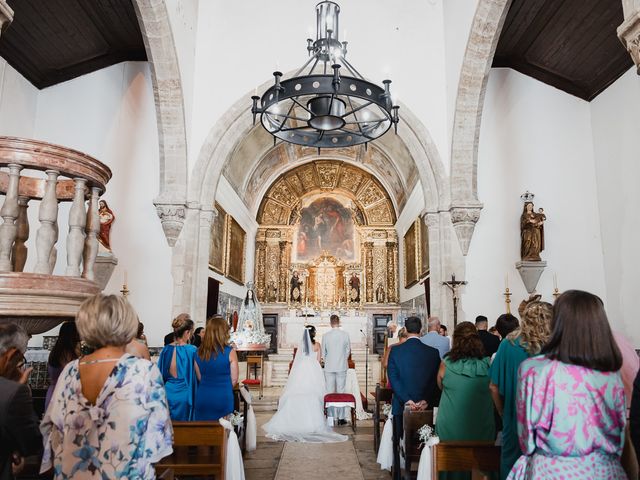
(387, 316), (441, 480)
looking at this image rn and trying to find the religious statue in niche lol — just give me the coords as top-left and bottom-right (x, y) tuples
(266, 280), (278, 303)
(98, 200), (115, 251)
(376, 284), (385, 303)
(520, 193), (546, 261)
(232, 283), (270, 346)
(296, 197), (355, 261)
(290, 270), (302, 303)
(349, 272), (361, 303)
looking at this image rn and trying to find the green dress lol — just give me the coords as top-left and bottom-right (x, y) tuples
(435, 357), (496, 480)
(488, 337), (529, 480)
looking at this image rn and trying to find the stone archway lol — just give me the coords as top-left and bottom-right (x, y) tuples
(172, 77), (456, 322)
(450, 0), (512, 255)
(131, 0), (189, 247)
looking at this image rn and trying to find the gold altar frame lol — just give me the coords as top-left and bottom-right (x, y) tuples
(225, 215), (246, 285)
(404, 220), (419, 288)
(208, 202), (227, 274)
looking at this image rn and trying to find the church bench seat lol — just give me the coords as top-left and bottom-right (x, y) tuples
(156, 421), (227, 479)
(431, 441), (500, 476)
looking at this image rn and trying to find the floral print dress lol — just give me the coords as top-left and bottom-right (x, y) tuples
(508, 356), (627, 479)
(40, 354), (173, 479)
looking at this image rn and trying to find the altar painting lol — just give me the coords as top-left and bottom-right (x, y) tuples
(295, 196), (356, 261)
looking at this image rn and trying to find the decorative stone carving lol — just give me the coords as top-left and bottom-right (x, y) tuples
(154, 201), (186, 247)
(516, 260), (547, 294)
(0, 0), (14, 33)
(12, 197), (29, 272)
(618, 11), (640, 73)
(66, 178), (87, 276)
(0, 164), (22, 271)
(450, 205), (483, 256)
(94, 252), (119, 290)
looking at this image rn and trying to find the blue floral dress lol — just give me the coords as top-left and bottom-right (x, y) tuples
(40, 354), (173, 479)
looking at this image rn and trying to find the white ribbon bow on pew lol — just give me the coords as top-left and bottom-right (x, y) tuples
(416, 436), (440, 480)
(377, 415), (394, 471)
(239, 385), (257, 452)
(219, 417), (246, 480)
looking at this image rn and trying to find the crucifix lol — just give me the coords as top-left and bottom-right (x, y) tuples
(442, 274), (467, 327)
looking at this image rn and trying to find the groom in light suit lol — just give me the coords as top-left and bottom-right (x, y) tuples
(322, 314), (351, 424)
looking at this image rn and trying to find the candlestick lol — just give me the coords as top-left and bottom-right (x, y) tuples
(553, 287), (560, 300)
(503, 287), (512, 314)
(120, 284), (129, 298)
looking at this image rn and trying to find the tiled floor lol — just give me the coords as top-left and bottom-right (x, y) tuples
(244, 412), (391, 480)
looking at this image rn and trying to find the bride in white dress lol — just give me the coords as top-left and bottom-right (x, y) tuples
(263, 326), (348, 443)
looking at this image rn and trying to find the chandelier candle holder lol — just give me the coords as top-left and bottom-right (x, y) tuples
(251, 1), (399, 150)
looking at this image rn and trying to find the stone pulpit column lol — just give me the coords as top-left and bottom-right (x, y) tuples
(0, 1), (13, 35)
(618, 0), (640, 72)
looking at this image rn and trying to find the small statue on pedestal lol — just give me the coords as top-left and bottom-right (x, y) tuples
(349, 272), (361, 303)
(376, 284), (385, 303)
(98, 200), (115, 251)
(520, 192), (546, 261)
(290, 270), (302, 303)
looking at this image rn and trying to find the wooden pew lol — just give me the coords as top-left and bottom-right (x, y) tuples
(401, 409), (434, 478)
(156, 421), (227, 479)
(373, 384), (393, 452)
(431, 441), (500, 477)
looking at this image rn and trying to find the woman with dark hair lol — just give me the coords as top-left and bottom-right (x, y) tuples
(193, 316), (238, 420)
(126, 321), (150, 360)
(45, 321), (80, 409)
(435, 322), (495, 479)
(305, 325), (322, 361)
(489, 300), (552, 480)
(509, 290), (625, 479)
(191, 327), (205, 348)
(158, 313), (199, 420)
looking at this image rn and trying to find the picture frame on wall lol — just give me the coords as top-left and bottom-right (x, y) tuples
(225, 215), (246, 285)
(208, 203), (227, 274)
(418, 217), (429, 279)
(404, 220), (419, 288)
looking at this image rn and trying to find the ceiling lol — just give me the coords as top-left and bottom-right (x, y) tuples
(0, 0), (146, 89)
(493, 0), (633, 101)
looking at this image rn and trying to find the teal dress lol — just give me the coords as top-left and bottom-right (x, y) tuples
(489, 338), (530, 480)
(158, 344), (198, 420)
(436, 357), (496, 480)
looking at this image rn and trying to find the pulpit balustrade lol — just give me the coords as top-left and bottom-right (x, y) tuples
(0, 136), (112, 334)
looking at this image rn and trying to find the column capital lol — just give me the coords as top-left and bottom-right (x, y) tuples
(0, 1), (14, 34)
(450, 203), (483, 256)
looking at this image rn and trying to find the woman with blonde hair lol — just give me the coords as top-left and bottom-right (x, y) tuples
(158, 313), (199, 420)
(193, 315), (239, 420)
(40, 295), (172, 479)
(489, 299), (552, 480)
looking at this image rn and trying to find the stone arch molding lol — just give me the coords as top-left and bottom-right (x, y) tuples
(132, 0), (189, 247)
(449, 0), (512, 255)
(173, 75), (452, 319)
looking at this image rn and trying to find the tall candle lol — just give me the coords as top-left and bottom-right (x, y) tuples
(124, 270), (128, 286)
(553, 273), (558, 290)
(505, 273), (509, 290)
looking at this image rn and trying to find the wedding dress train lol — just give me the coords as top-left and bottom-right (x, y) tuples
(263, 330), (348, 443)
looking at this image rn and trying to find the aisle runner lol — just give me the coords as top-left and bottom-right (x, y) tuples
(274, 441), (365, 480)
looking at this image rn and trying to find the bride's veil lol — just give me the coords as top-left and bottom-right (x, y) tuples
(280, 328), (326, 402)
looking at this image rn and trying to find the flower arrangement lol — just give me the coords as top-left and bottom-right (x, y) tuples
(417, 424), (439, 447)
(230, 330), (271, 347)
(229, 411), (244, 427)
(382, 403), (392, 418)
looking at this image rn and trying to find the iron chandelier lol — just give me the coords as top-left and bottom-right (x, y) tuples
(251, 1), (399, 149)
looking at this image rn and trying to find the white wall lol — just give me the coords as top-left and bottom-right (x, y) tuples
(0, 58), (38, 136)
(464, 68), (607, 328)
(25, 63), (173, 347)
(189, 0), (449, 173)
(590, 68), (640, 346)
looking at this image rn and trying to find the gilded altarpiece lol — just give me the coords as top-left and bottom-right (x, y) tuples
(254, 160), (399, 306)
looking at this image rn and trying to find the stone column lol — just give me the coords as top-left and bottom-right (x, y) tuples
(0, 164), (22, 271)
(66, 178), (87, 276)
(82, 187), (100, 281)
(12, 196), (29, 272)
(0, 1), (14, 35)
(364, 241), (374, 303)
(34, 170), (59, 274)
(618, 0), (640, 72)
